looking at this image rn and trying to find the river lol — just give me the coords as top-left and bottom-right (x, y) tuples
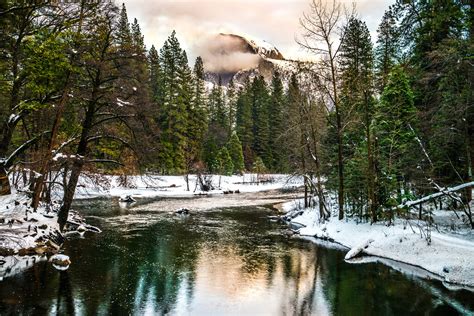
(0, 196), (473, 315)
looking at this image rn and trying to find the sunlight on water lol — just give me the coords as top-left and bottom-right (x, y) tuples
(0, 198), (473, 315)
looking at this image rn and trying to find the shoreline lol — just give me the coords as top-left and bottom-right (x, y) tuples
(1, 174), (303, 280)
(274, 200), (474, 291)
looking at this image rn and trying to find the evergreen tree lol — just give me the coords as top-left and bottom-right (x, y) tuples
(217, 147), (234, 176)
(375, 8), (400, 92)
(339, 16), (376, 221)
(183, 56), (207, 174)
(252, 156), (267, 175)
(227, 132), (245, 174)
(157, 31), (191, 173)
(285, 73), (303, 169)
(374, 66), (418, 209)
(117, 3), (132, 51)
(206, 76), (229, 158)
(251, 76), (272, 168)
(148, 45), (161, 99)
(131, 18), (146, 56)
(191, 56), (208, 153)
(268, 71), (286, 171)
(235, 80), (254, 168)
(227, 77), (237, 134)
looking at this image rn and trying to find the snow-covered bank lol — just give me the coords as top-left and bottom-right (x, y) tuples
(282, 200), (474, 289)
(0, 193), (96, 280)
(73, 173), (302, 199)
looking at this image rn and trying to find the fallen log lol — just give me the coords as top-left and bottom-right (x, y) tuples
(66, 220), (102, 233)
(398, 181), (474, 209)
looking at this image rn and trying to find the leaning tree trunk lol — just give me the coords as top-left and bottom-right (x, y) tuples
(58, 99), (95, 231)
(32, 3), (85, 210)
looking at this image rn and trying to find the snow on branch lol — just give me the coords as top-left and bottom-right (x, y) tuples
(399, 181), (474, 208)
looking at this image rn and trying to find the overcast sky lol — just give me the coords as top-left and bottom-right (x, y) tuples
(121, 0), (394, 62)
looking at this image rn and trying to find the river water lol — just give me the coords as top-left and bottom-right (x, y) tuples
(0, 197), (473, 315)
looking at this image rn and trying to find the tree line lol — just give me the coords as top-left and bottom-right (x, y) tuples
(0, 1), (299, 228)
(0, 0), (472, 229)
(296, 0), (473, 227)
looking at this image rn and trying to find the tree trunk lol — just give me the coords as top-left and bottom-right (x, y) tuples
(331, 56), (344, 220)
(58, 159), (84, 231)
(365, 91), (377, 223)
(336, 115), (344, 220)
(304, 177), (308, 208)
(31, 86), (72, 210)
(58, 97), (95, 231)
(0, 166), (11, 195)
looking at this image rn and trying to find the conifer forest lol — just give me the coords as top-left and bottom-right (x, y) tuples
(0, 1), (473, 314)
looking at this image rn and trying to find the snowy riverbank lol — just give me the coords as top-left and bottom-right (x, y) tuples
(1, 173), (302, 280)
(72, 173), (302, 199)
(281, 199), (474, 289)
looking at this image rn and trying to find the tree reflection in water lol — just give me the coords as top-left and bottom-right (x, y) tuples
(0, 203), (472, 315)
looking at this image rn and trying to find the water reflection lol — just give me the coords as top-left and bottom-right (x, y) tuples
(0, 202), (473, 315)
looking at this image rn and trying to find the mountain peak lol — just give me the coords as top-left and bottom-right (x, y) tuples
(218, 33), (285, 60)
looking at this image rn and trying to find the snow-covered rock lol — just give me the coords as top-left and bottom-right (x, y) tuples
(50, 254), (71, 266)
(50, 254), (71, 271)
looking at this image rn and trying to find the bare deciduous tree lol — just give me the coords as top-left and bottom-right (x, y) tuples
(297, 0), (349, 219)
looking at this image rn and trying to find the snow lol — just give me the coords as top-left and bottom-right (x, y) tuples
(399, 181), (474, 208)
(0, 190), (92, 280)
(0, 194), (61, 253)
(344, 239), (374, 260)
(116, 98), (132, 107)
(71, 173), (302, 200)
(282, 199), (474, 289)
(52, 152), (68, 161)
(8, 114), (19, 124)
(239, 33), (282, 58)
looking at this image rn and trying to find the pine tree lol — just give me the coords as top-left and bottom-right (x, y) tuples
(227, 78), (237, 134)
(375, 8), (399, 92)
(339, 16), (376, 221)
(286, 73), (303, 168)
(227, 132), (245, 174)
(148, 45), (160, 99)
(183, 56), (207, 175)
(375, 66), (417, 208)
(131, 18), (146, 56)
(157, 31), (191, 173)
(252, 156), (267, 175)
(117, 3), (132, 51)
(207, 76), (228, 147)
(217, 147), (234, 176)
(268, 71), (286, 171)
(235, 80), (254, 168)
(251, 76), (272, 168)
(190, 56), (208, 155)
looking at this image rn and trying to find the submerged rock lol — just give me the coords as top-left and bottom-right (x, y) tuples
(119, 195), (136, 203)
(175, 208), (190, 215)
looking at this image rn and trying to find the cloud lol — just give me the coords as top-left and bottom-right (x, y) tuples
(195, 34), (261, 73)
(122, 0), (393, 62)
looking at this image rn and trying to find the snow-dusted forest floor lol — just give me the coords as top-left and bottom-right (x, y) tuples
(72, 173), (302, 199)
(281, 198), (474, 289)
